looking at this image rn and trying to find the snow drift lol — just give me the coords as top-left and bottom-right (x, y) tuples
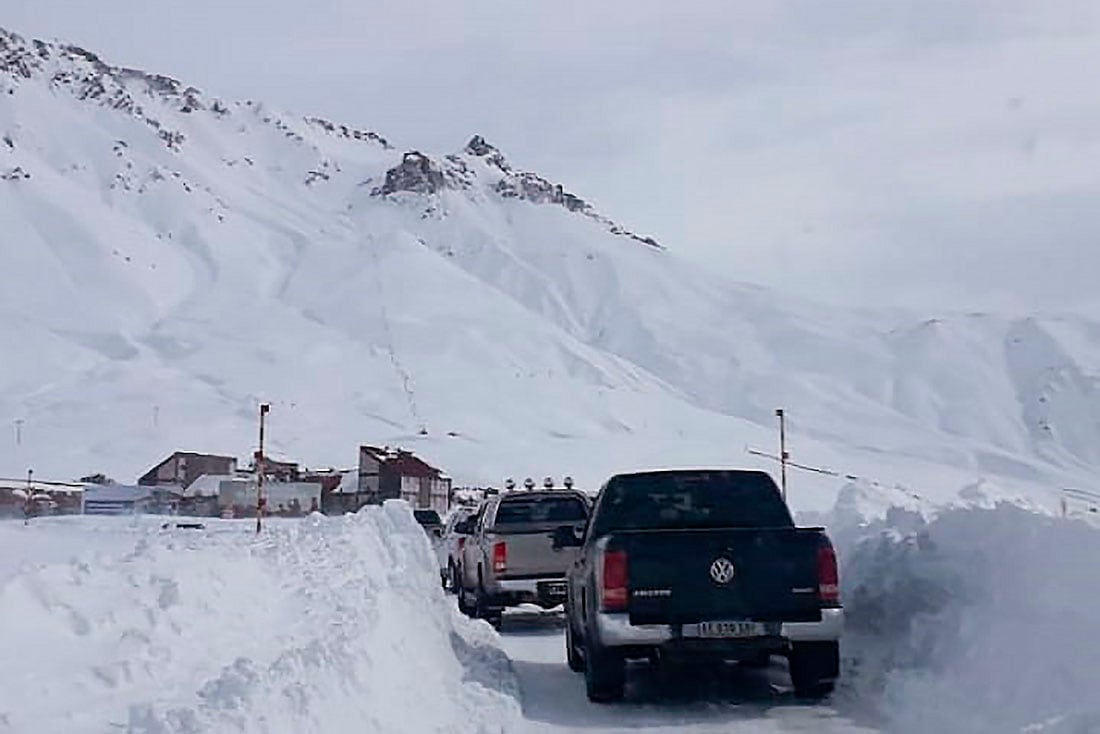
(0, 504), (520, 733)
(838, 502), (1100, 734)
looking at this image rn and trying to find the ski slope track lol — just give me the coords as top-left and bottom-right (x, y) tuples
(2, 26), (1100, 515)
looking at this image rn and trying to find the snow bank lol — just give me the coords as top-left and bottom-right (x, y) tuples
(0, 503), (520, 733)
(837, 502), (1100, 733)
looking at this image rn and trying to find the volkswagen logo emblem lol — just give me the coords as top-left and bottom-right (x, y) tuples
(709, 557), (736, 585)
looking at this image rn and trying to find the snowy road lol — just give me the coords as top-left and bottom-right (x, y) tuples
(495, 609), (880, 733)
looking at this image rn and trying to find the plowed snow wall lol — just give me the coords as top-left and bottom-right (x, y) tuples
(839, 504), (1100, 734)
(0, 502), (520, 733)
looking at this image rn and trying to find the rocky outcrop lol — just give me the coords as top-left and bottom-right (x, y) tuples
(1, 28), (193, 149)
(1, 166), (30, 180)
(495, 172), (588, 212)
(464, 135), (511, 172)
(464, 134), (662, 249)
(374, 152), (448, 196)
(0, 29), (40, 79)
(305, 116), (391, 149)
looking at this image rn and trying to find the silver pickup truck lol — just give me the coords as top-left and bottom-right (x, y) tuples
(457, 490), (591, 627)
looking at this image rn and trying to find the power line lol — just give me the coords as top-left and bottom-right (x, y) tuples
(1063, 487), (1100, 502)
(747, 448), (844, 478)
(746, 446), (927, 503)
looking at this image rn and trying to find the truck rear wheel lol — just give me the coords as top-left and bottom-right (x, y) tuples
(475, 575), (503, 629)
(584, 642), (625, 702)
(788, 641), (838, 698)
(457, 577), (476, 617)
(565, 620), (584, 673)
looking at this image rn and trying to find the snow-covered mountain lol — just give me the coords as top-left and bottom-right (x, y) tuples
(1, 27), (1098, 510)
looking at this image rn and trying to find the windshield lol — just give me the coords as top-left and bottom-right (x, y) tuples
(594, 471), (792, 533)
(445, 509), (474, 534)
(413, 509), (441, 526)
(493, 495), (588, 527)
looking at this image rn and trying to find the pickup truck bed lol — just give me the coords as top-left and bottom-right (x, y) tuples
(564, 469), (842, 703)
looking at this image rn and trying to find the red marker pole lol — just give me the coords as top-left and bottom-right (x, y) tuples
(256, 403), (270, 533)
(23, 468), (33, 526)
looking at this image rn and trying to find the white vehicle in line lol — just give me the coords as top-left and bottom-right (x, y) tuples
(439, 506), (478, 591)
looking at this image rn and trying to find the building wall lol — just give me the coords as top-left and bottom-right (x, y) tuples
(430, 477), (451, 516)
(146, 454), (237, 489)
(82, 484), (153, 516)
(180, 455), (236, 488)
(218, 480), (322, 517)
(399, 475), (450, 515)
(357, 449), (381, 496)
(378, 463), (401, 502)
(399, 475), (420, 507)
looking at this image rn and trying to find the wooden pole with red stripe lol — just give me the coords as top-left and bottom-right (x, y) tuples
(256, 403), (270, 533)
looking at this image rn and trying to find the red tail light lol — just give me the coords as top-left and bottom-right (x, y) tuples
(600, 549), (629, 612)
(817, 541), (840, 606)
(457, 537), (466, 552)
(492, 541), (507, 574)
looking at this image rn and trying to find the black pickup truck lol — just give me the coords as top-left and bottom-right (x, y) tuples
(560, 469), (842, 702)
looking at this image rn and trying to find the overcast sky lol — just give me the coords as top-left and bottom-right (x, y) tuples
(7, 0), (1100, 314)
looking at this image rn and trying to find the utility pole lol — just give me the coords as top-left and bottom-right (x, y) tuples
(776, 409), (788, 503)
(24, 468), (32, 525)
(256, 403), (270, 533)
(14, 419), (23, 446)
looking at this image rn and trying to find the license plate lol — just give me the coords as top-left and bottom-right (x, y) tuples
(540, 581), (566, 596)
(683, 621), (765, 639)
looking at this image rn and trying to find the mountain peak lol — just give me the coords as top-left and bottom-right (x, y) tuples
(464, 135), (511, 172)
(374, 151), (448, 195)
(464, 135), (496, 157)
(366, 139), (663, 249)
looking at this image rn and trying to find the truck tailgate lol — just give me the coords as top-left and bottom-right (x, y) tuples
(619, 528), (823, 625)
(497, 529), (580, 577)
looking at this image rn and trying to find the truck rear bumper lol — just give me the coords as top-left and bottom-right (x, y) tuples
(487, 577), (568, 608)
(594, 607), (843, 647)
(496, 578), (542, 593)
(783, 607), (844, 642)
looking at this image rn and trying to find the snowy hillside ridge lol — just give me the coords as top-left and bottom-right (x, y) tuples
(372, 136), (662, 249)
(1, 27), (210, 151)
(0, 25), (652, 247)
(0, 26), (391, 154)
(836, 503), (1100, 733)
(0, 504), (521, 733)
